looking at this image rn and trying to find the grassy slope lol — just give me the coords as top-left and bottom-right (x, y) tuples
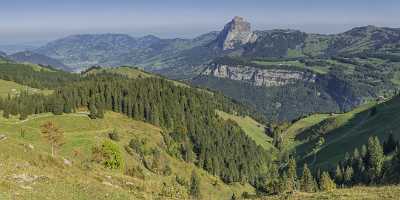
(216, 110), (273, 150)
(0, 111), (254, 199)
(283, 113), (331, 149)
(284, 97), (400, 169)
(0, 79), (52, 97)
(85, 66), (154, 79)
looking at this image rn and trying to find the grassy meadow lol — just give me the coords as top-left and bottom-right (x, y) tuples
(216, 110), (274, 150)
(0, 111), (255, 199)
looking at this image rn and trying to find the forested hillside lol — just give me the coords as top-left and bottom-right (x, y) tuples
(2, 62), (400, 199)
(0, 63), (272, 190)
(263, 93), (400, 189)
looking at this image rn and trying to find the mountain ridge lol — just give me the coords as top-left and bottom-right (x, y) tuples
(31, 17), (400, 76)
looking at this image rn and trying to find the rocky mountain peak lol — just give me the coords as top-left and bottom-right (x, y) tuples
(217, 16), (256, 50)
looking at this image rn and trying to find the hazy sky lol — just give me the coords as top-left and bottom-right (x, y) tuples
(1, 0), (399, 44)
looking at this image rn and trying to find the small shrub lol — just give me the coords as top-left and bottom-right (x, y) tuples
(108, 130), (120, 141)
(92, 140), (124, 169)
(125, 165), (145, 179)
(163, 164), (172, 176)
(129, 138), (148, 156)
(176, 175), (188, 187)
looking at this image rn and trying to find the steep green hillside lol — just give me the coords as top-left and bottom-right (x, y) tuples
(0, 62), (80, 89)
(216, 110), (273, 150)
(283, 96), (400, 169)
(0, 63), (274, 198)
(0, 111), (254, 199)
(0, 79), (52, 97)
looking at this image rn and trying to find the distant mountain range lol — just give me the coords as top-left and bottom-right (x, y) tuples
(9, 51), (71, 70)
(1, 17), (399, 76)
(2, 17), (399, 121)
(15, 17), (394, 76)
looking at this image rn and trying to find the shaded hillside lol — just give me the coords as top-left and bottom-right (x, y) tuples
(194, 55), (400, 121)
(281, 95), (400, 170)
(9, 51), (71, 71)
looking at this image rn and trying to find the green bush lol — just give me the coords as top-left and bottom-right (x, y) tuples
(92, 140), (123, 169)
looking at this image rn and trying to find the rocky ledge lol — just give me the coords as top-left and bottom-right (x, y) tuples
(202, 64), (316, 87)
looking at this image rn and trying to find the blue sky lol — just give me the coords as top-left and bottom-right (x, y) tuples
(1, 0), (399, 44)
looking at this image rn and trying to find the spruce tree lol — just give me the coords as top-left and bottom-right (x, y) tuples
(366, 136), (384, 184)
(88, 102), (98, 119)
(300, 163), (315, 192)
(343, 166), (354, 186)
(335, 165), (343, 186)
(190, 171), (201, 199)
(286, 157), (297, 192)
(319, 172), (336, 191)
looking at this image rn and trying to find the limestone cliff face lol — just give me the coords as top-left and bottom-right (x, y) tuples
(202, 64), (316, 87)
(217, 16), (257, 50)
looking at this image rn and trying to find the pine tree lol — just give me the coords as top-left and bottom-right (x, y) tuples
(88, 101), (98, 119)
(190, 171), (201, 199)
(286, 157), (297, 192)
(300, 163), (315, 192)
(343, 166), (354, 186)
(335, 165), (343, 186)
(319, 172), (336, 192)
(366, 136), (384, 184)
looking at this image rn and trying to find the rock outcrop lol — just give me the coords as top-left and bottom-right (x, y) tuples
(217, 16), (257, 50)
(203, 63), (316, 87)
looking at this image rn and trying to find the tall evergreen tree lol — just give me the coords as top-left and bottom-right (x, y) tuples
(366, 136), (384, 184)
(319, 172), (336, 192)
(343, 166), (354, 186)
(300, 163), (315, 192)
(88, 99), (98, 119)
(190, 171), (201, 199)
(286, 157), (297, 192)
(335, 165), (343, 187)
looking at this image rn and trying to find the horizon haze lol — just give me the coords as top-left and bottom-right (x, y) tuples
(1, 0), (399, 45)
